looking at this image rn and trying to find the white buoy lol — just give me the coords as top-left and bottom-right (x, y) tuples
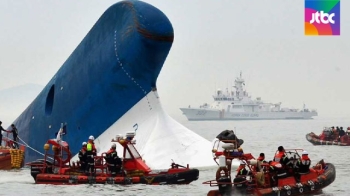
(219, 155), (226, 167)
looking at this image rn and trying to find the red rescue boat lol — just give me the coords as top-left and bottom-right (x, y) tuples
(203, 137), (336, 196)
(26, 132), (199, 185)
(0, 135), (25, 170)
(306, 127), (350, 146)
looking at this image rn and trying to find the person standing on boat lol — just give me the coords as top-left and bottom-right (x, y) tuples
(0, 121), (7, 147)
(78, 142), (88, 172)
(256, 153), (267, 171)
(236, 160), (250, 177)
(105, 143), (122, 176)
(233, 160), (251, 189)
(8, 124), (19, 149)
(257, 153), (265, 162)
(295, 150), (311, 182)
(86, 135), (97, 174)
(274, 146), (290, 166)
(296, 151), (311, 174)
(273, 146), (294, 175)
(274, 146), (285, 161)
(339, 127), (345, 137)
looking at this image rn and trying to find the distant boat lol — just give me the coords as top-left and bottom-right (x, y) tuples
(9, 0), (214, 169)
(306, 127), (350, 146)
(180, 72), (318, 121)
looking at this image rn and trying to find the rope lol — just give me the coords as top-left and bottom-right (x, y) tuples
(2, 135), (25, 147)
(17, 136), (53, 160)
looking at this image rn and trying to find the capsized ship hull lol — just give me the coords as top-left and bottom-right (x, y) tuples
(10, 0), (214, 169)
(180, 108), (317, 121)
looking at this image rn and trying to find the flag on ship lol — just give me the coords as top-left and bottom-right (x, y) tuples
(55, 123), (67, 138)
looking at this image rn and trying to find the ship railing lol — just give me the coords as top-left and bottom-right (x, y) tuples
(94, 153), (109, 174)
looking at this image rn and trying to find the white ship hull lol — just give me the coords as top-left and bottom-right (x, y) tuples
(180, 108), (317, 121)
(180, 72), (318, 121)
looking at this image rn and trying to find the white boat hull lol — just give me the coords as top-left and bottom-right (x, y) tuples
(180, 108), (317, 121)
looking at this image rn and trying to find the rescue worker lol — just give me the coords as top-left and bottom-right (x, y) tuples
(273, 146), (285, 162)
(86, 135), (97, 174)
(295, 150), (311, 182)
(78, 142), (87, 171)
(268, 160), (288, 186)
(257, 153), (265, 162)
(233, 160), (250, 191)
(296, 150), (311, 174)
(9, 124), (19, 149)
(274, 146), (290, 167)
(257, 153), (267, 171)
(0, 121), (6, 147)
(339, 127), (345, 138)
(105, 143), (122, 176)
(236, 160), (250, 177)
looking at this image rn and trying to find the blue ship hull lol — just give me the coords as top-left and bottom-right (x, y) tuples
(12, 0), (173, 163)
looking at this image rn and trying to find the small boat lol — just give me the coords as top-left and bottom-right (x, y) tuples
(0, 136), (25, 170)
(26, 132), (199, 185)
(306, 127), (350, 146)
(203, 136), (336, 196)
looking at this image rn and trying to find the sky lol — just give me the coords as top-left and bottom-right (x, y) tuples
(0, 0), (349, 123)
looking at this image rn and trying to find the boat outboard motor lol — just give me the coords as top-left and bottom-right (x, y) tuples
(233, 177), (247, 190)
(28, 159), (53, 181)
(216, 156), (232, 196)
(216, 130), (244, 147)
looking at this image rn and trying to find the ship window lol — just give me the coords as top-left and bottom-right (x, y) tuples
(45, 85), (55, 115)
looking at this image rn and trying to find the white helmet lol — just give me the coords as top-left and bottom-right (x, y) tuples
(89, 135), (94, 140)
(302, 150), (308, 155)
(82, 142), (87, 146)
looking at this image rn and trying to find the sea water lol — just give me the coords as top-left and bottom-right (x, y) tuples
(0, 117), (348, 196)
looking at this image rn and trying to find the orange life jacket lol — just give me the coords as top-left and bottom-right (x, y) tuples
(270, 161), (283, 169)
(274, 152), (284, 162)
(319, 132), (325, 140)
(300, 155), (311, 166)
(257, 156), (264, 161)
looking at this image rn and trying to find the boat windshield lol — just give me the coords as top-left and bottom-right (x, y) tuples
(126, 143), (141, 159)
(285, 151), (301, 160)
